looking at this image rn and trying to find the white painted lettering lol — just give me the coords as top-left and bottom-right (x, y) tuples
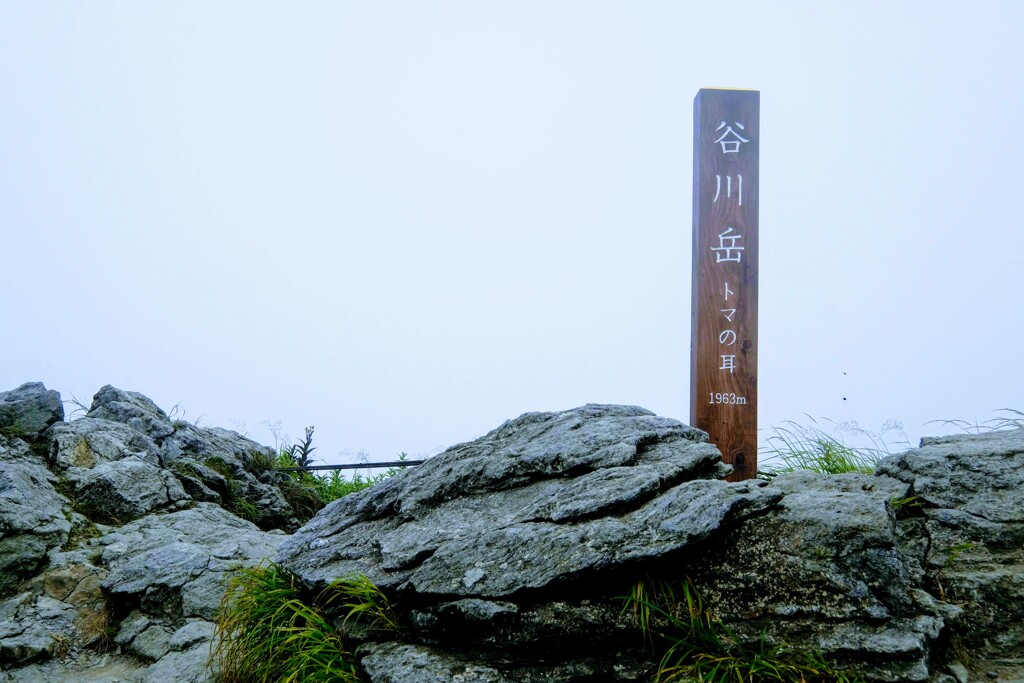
(714, 121), (748, 154)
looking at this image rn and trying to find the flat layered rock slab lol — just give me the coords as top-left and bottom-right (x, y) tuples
(279, 405), (778, 597)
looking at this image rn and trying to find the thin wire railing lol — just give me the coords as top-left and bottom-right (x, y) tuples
(275, 460), (425, 472)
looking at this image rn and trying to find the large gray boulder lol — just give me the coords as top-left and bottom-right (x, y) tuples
(67, 459), (191, 524)
(280, 408), (1024, 683)
(51, 385), (308, 531)
(680, 471), (948, 682)
(281, 405), (781, 679)
(46, 418), (163, 471)
(0, 447), (71, 595)
(0, 384), (63, 442)
(0, 382), (314, 682)
(0, 592), (78, 667)
(280, 405), (753, 594)
(160, 421), (301, 530)
(101, 503), (286, 621)
(84, 386), (174, 442)
(875, 428), (1024, 679)
(0, 502), (282, 681)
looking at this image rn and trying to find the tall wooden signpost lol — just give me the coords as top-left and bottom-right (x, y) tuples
(691, 88), (759, 481)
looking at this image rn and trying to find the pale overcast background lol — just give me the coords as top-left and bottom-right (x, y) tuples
(2, 2), (1022, 467)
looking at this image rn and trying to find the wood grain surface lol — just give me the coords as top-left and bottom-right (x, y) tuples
(690, 89), (759, 481)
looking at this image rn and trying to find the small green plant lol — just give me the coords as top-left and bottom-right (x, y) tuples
(759, 417), (906, 478)
(276, 450), (409, 507)
(172, 461), (203, 480)
(62, 518), (102, 551)
(204, 456), (234, 478)
(889, 495), (925, 511)
(285, 426), (318, 468)
(928, 542), (976, 602)
(625, 576), (679, 645)
(621, 577), (861, 683)
(227, 496), (260, 524)
(212, 561), (395, 683)
(334, 574), (399, 633)
(0, 423), (27, 440)
(278, 476), (326, 522)
(276, 448), (301, 469)
(249, 449), (278, 473)
(316, 470), (382, 501)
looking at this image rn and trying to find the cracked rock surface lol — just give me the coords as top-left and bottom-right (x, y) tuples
(3, 383), (1024, 682)
(0, 384), (301, 682)
(277, 406), (769, 679)
(280, 405), (751, 594)
(876, 428), (1024, 682)
(281, 409), (1024, 683)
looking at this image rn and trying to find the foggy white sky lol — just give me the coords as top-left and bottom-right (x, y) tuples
(2, 2), (1022, 466)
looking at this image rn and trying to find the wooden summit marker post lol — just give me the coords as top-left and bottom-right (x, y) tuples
(691, 88), (759, 481)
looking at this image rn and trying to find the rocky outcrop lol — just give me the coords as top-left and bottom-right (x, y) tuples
(90, 503), (286, 682)
(280, 405), (764, 596)
(101, 504), (286, 624)
(281, 408), (1024, 683)
(0, 383), (308, 682)
(281, 405), (776, 680)
(0, 440), (71, 595)
(47, 386), (308, 532)
(679, 470), (953, 682)
(2, 382), (1023, 682)
(0, 384), (63, 441)
(876, 429), (1024, 681)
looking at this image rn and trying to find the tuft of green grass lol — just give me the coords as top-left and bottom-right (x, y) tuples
(250, 449), (278, 473)
(928, 408), (1024, 434)
(62, 517), (102, 550)
(204, 456), (234, 478)
(226, 495), (260, 524)
(212, 561), (396, 683)
(276, 451), (409, 506)
(212, 562), (360, 683)
(333, 574), (399, 634)
(889, 495), (925, 511)
(279, 476), (326, 522)
(927, 542), (976, 602)
(620, 577), (862, 683)
(759, 417), (906, 478)
(0, 424), (28, 440)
